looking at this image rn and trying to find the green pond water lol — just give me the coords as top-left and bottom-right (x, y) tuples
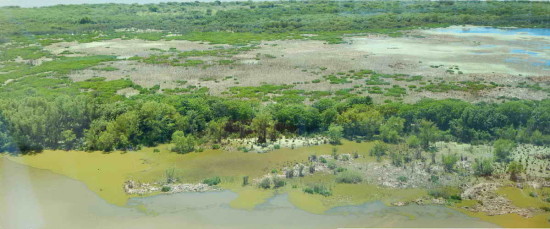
(0, 158), (498, 229)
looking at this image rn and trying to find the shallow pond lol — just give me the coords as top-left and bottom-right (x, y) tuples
(0, 158), (498, 228)
(435, 27), (550, 37)
(432, 26), (550, 69)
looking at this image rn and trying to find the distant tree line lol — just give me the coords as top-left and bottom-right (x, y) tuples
(0, 1), (547, 39)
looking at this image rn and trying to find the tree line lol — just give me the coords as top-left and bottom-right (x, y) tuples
(0, 1), (547, 40)
(0, 93), (548, 154)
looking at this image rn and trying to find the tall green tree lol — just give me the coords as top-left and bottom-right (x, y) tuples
(139, 101), (181, 146)
(379, 116), (405, 143)
(207, 118), (228, 143)
(251, 110), (275, 144)
(417, 119), (440, 150)
(326, 124), (343, 145)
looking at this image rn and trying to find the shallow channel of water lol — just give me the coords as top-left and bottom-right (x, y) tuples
(435, 27), (550, 37)
(0, 158), (498, 229)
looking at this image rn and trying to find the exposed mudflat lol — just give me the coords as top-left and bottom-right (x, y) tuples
(48, 26), (549, 102)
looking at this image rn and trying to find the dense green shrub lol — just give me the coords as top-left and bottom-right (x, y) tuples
(303, 184), (332, 196)
(203, 176), (221, 186)
(259, 177), (271, 189)
(473, 158), (494, 177)
(335, 170), (363, 184)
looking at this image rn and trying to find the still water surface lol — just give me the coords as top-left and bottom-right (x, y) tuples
(1, 158), (498, 229)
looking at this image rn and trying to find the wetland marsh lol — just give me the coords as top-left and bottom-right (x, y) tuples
(1, 1), (549, 228)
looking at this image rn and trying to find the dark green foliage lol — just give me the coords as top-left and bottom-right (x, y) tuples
(428, 187), (461, 201)
(0, 115), (15, 152)
(242, 176), (249, 186)
(335, 170), (363, 184)
(161, 186), (171, 192)
(272, 177), (286, 188)
(171, 131), (196, 154)
(430, 175), (439, 183)
(203, 176), (221, 186)
(397, 176), (408, 182)
(303, 184), (332, 196)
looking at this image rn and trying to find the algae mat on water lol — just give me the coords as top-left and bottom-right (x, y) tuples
(4, 140), (548, 228)
(2, 140), (375, 207)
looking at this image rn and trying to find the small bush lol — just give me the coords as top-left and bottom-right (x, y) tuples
(541, 207), (550, 212)
(320, 157), (327, 163)
(327, 161), (337, 170)
(242, 176), (249, 186)
(473, 158), (494, 177)
(336, 167), (346, 173)
(274, 144), (281, 149)
(285, 169), (294, 178)
(428, 187), (460, 200)
(203, 176), (221, 186)
(430, 175), (439, 183)
(165, 168), (177, 183)
(341, 154), (350, 161)
(449, 195), (462, 201)
(332, 148), (338, 159)
(212, 144), (221, 149)
(442, 153), (459, 172)
(397, 176), (408, 182)
(336, 170), (363, 184)
(272, 177), (286, 188)
(259, 177), (271, 189)
(161, 186), (171, 192)
(309, 154), (317, 162)
(309, 165), (315, 173)
(303, 184), (332, 196)
(153, 148), (160, 153)
(529, 192), (538, 198)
